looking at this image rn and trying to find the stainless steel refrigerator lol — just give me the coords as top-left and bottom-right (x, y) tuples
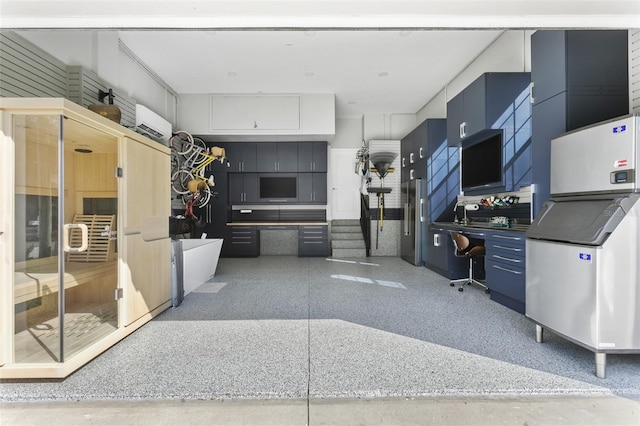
(525, 114), (640, 378)
(401, 178), (425, 265)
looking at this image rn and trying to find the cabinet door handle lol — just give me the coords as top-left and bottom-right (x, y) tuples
(433, 234), (441, 247)
(492, 254), (522, 263)
(492, 264), (522, 275)
(402, 158), (406, 167)
(409, 169), (414, 180)
(409, 152), (414, 163)
(419, 147), (424, 159)
(460, 122), (466, 138)
(493, 244), (522, 252)
(529, 82), (535, 104)
(420, 198), (425, 223)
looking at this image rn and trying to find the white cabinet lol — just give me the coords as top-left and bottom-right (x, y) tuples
(210, 95), (300, 131)
(179, 93), (335, 138)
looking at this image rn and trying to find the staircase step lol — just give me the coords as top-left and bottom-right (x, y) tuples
(331, 219), (361, 226)
(332, 239), (366, 249)
(331, 247), (367, 258)
(331, 233), (364, 240)
(331, 225), (362, 233)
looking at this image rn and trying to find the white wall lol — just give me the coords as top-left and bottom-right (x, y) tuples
(17, 30), (178, 126)
(417, 30), (533, 123)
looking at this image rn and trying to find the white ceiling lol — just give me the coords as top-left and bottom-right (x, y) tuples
(118, 29), (504, 117)
(1, 1), (638, 118)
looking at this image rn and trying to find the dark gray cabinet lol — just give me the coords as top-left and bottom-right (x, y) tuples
(297, 173), (327, 204)
(447, 72), (532, 147)
(298, 225), (329, 256)
(530, 30), (629, 217)
(485, 231), (526, 314)
(222, 225), (260, 257)
(225, 142), (257, 172)
(298, 142), (327, 172)
(228, 173), (258, 203)
(256, 142), (298, 172)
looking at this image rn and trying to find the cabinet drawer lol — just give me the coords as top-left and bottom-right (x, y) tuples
(299, 225), (328, 237)
(486, 260), (525, 302)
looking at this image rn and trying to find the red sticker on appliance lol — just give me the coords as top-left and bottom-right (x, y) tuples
(614, 159), (628, 168)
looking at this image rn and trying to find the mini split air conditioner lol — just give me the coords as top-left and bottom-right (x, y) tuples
(135, 104), (172, 144)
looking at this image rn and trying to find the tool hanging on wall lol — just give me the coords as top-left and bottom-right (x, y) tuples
(368, 151), (397, 249)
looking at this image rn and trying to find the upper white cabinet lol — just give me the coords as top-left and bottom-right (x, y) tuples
(179, 93), (335, 139)
(210, 95), (300, 131)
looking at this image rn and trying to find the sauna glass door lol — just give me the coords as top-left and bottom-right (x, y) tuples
(13, 114), (119, 363)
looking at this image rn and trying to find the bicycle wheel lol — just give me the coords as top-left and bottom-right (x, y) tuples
(191, 137), (210, 166)
(170, 130), (194, 155)
(171, 169), (194, 194)
(193, 185), (211, 208)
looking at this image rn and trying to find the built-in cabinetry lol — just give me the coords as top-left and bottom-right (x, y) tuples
(179, 94), (335, 139)
(298, 225), (330, 257)
(530, 30), (629, 216)
(298, 141), (327, 172)
(223, 225), (260, 257)
(485, 231), (526, 314)
(425, 225), (469, 280)
(447, 73), (532, 147)
(228, 173), (258, 203)
(210, 95), (300, 131)
(298, 173), (327, 204)
(256, 142), (298, 172)
(225, 142), (257, 172)
(0, 98), (171, 379)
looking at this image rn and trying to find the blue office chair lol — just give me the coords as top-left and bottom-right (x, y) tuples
(449, 231), (489, 293)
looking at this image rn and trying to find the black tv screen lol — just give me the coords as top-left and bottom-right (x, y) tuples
(260, 176), (297, 199)
(461, 132), (503, 192)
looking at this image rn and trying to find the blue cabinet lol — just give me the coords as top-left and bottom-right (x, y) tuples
(530, 30), (628, 217)
(447, 72), (531, 147)
(401, 119), (446, 183)
(485, 231), (526, 314)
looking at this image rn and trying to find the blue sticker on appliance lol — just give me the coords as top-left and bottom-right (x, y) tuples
(579, 253), (592, 262)
(612, 125), (627, 133)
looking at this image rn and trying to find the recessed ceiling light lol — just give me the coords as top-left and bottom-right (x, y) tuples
(348, 101), (357, 105)
(304, 72), (315, 77)
(378, 72), (389, 77)
(285, 42), (294, 47)
(227, 72), (237, 77)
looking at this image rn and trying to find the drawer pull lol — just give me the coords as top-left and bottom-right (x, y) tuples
(493, 244), (522, 252)
(493, 234), (522, 241)
(492, 264), (522, 275)
(492, 254), (522, 263)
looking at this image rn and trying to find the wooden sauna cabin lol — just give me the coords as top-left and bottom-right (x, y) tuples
(0, 98), (171, 378)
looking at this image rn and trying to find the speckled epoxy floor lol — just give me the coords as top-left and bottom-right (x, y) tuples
(1, 256), (639, 402)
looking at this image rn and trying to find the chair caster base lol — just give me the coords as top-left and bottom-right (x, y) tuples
(458, 287), (464, 292)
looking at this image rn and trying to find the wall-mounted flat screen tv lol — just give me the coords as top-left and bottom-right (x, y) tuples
(461, 130), (503, 193)
(259, 175), (297, 201)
